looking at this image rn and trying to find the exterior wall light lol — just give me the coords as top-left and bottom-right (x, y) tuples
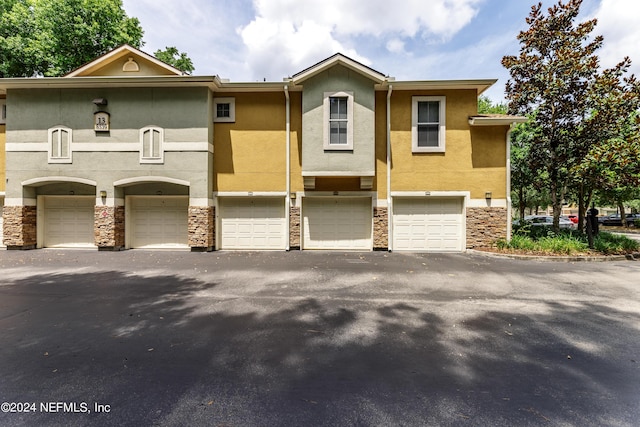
(99, 190), (107, 198)
(485, 191), (492, 200)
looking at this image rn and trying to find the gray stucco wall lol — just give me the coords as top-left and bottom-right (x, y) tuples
(6, 87), (212, 201)
(301, 64), (376, 175)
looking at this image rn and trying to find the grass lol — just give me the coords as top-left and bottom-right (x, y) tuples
(496, 225), (639, 256)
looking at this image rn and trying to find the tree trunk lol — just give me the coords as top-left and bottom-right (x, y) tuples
(550, 179), (561, 232)
(578, 184), (585, 233)
(519, 186), (525, 219)
(619, 203), (627, 227)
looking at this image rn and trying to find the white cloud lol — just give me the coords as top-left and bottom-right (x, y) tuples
(591, 0), (640, 74)
(239, 0), (482, 80)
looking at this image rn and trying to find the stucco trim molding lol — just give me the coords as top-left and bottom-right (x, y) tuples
(390, 191), (470, 198)
(114, 176), (190, 187)
(22, 176), (97, 187)
(301, 171), (376, 177)
(214, 192), (287, 197)
(7, 142), (212, 153)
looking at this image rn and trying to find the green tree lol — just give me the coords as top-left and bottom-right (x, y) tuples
(154, 46), (195, 75)
(0, 0), (143, 77)
(502, 0), (602, 231)
(477, 95), (507, 115)
(573, 60), (640, 228)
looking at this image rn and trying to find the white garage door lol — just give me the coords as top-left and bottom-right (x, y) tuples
(130, 197), (188, 249)
(393, 197), (464, 252)
(43, 196), (95, 248)
(219, 197), (286, 250)
(303, 197), (372, 250)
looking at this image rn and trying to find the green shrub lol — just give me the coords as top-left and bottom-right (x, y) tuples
(594, 232), (639, 254)
(502, 227), (638, 255)
(634, 218), (640, 228)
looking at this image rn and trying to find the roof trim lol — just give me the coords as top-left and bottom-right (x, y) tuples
(468, 114), (528, 126)
(0, 75), (218, 91)
(65, 44), (184, 77)
(378, 79), (497, 94)
(291, 53), (386, 85)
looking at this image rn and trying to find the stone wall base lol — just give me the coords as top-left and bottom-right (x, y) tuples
(3, 206), (37, 249)
(373, 207), (388, 250)
(466, 207), (508, 248)
(289, 206), (300, 250)
(95, 206), (125, 249)
(188, 206), (214, 251)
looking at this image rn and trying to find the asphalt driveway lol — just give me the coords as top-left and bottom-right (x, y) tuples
(0, 250), (639, 426)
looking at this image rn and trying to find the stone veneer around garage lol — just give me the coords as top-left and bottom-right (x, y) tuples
(188, 206), (214, 251)
(466, 207), (508, 248)
(373, 207), (388, 250)
(289, 206), (301, 250)
(2, 206), (37, 249)
(94, 206), (125, 250)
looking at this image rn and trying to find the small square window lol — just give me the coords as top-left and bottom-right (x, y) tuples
(214, 97), (235, 123)
(0, 99), (6, 125)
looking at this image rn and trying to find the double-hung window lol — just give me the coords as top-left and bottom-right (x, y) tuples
(48, 126), (72, 163)
(140, 126), (164, 164)
(412, 96), (446, 153)
(323, 91), (354, 150)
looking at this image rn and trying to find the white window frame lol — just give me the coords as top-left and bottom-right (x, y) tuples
(0, 99), (6, 125)
(323, 91), (354, 150)
(213, 97), (235, 123)
(48, 126), (72, 163)
(139, 126), (164, 164)
(412, 96), (446, 153)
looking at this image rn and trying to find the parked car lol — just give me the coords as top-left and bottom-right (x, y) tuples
(601, 213), (640, 226)
(513, 215), (577, 229)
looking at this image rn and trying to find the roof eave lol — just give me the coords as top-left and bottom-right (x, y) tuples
(468, 115), (528, 126)
(0, 76), (219, 91)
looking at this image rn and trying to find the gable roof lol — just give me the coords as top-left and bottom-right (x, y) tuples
(65, 44), (184, 77)
(291, 53), (387, 85)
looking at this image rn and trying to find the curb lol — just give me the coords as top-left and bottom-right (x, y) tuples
(467, 249), (631, 263)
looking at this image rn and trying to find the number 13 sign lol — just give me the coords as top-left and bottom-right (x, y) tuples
(94, 111), (110, 132)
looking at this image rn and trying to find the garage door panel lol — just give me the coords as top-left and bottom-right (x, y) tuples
(393, 197), (463, 252)
(44, 197), (95, 248)
(130, 197), (188, 249)
(219, 198), (286, 250)
(303, 198), (372, 250)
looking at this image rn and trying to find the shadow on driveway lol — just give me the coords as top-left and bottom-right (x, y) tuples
(0, 261), (638, 426)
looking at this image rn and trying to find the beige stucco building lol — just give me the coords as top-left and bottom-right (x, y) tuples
(0, 45), (525, 252)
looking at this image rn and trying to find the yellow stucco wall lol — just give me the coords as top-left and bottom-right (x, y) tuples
(214, 92), (290, 192)
(289, 93), (304, 193)
(0, 124), (5, 192)
(386, 89), (508, 199)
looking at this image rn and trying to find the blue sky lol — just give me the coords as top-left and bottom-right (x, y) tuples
(121, 0), (639, 103)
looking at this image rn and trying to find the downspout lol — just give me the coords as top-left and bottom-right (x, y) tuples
(506, 125), (513, 241)
(386, 85), (393, 251)
(285, 85), (291, 250)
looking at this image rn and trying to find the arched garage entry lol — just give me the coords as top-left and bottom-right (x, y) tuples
(115, 177), (190, 249)
(22, 177), (97, 249)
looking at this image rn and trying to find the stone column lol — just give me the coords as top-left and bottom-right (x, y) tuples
(3, 206), (37, 250)
(289, 206), (300, 250)
(373, 207), (388, 250)
(466, 207), (508, 248)
(94, 206), (125, 251)
(188, 206), (214, 251)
